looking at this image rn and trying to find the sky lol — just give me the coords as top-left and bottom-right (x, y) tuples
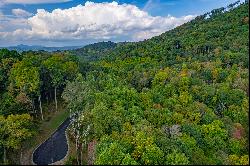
(0, 0), (243, 47)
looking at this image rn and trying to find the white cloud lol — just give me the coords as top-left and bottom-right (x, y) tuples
(1, 0), (72, 4)
(12, 8), (32, 17)
(0, 1), (196, 46)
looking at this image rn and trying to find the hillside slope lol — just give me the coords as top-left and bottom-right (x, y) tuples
(64, 2), (249, 165)
(105, 1), (248, 65)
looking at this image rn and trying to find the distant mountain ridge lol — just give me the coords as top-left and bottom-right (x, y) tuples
(0, 41), (123, 55)
(0, 44), (82, 52)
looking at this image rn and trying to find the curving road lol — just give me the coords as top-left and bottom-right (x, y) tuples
(32, 118), (71, 165)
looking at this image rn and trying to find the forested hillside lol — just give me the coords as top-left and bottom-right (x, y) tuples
(0, 1), (249, 165)
(69, 41), (118, 61)
(105, 0), (248, 65)
(63, 2), (249, 165)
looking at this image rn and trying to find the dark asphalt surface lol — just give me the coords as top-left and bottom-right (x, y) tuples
(33, 118), (71, 165)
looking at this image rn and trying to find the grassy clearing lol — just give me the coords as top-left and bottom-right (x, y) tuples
(48, 106), (70, 130)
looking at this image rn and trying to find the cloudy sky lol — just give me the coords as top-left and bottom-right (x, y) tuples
(0, 0), (241, 47)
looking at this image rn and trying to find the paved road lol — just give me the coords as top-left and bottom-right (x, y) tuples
(33, 118), (71, 165)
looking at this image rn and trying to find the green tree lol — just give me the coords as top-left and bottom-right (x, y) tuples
(43, 54), (65, 110)
(9, 60), (41, 117)
(201, 120), (228, 151)
(95, 142), (126, 165)
(0, 114), (34, 164)
(43, 54), (79, 110)
(165, 150), (190, 165)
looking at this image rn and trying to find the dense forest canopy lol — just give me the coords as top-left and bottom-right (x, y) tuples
(0, 1), (249, 165)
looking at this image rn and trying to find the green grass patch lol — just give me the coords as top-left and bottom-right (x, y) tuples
(48, 107), (70, 130)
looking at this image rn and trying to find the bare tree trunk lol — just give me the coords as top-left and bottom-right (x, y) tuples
(20, 146), (22, 165)
(81, 141), (84, 165)
(76, 137), (79, 165)
(32, 99), (35, 113)
(3, 147), (6, 164)
(39, 95), (44, 120)
(79, 143), (82, 165)
(50, 91), (52, 101)
(46, 93), (49, 106)
(54, 87), (58, 111)
(32, 99), (37, 118)
(77, 119), (80, 164)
